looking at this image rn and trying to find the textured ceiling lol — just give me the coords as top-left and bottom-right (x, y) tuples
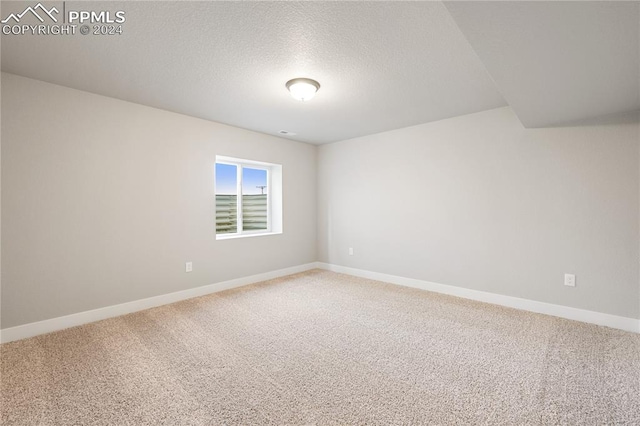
(2, 2), (638, 143)
(1, 1), (506, 144)
(445, 1), (640, 128)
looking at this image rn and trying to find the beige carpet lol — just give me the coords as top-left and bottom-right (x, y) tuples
(2, 269), (639, 425)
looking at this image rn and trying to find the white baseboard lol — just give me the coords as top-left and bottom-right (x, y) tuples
(316, 262), (640, 334)
(0, 262), (321, 344)
(3, 261), (637, 343)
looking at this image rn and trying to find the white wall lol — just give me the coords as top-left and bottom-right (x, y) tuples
(318, 107), (640, 319)
(1, 73), (317, 328)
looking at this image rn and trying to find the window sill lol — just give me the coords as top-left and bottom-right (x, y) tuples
(216, 231), (282, 241)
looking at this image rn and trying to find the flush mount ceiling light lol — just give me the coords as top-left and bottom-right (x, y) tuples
(286, 78), (320, 101)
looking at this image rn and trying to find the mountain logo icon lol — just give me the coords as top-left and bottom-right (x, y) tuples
(1, 3), (59, 24)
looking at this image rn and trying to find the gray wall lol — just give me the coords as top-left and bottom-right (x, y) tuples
(1, 73), (317, 328)
(3, 73), (639, 328)
(318, 107), (640, 319)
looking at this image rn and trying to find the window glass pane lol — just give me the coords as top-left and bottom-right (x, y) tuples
(242, 167), (268, 231)
(215, 163), (237, 234)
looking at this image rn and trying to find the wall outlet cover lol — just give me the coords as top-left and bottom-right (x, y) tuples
(564, 273), (576, 287)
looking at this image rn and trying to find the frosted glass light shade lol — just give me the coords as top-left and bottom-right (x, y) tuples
(286, 78), (320, 101)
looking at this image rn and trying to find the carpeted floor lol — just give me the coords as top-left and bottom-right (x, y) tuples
(1, 269), (639, 425)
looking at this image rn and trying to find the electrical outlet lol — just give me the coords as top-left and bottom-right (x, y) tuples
(349, 247), (354, 256)
(186, 262), (193, 273)
(564, 273), (575, 287)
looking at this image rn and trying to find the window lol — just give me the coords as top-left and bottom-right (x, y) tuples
(215, 156), (282, 239)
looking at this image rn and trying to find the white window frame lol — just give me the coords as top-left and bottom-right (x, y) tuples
(215, 156), (282, 240)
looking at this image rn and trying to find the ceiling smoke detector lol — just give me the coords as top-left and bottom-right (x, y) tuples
(285, 78), (320, 101)
(278, 130), (297, 136)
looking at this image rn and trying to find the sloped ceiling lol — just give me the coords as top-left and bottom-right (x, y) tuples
(1, 1), (638, 143)
(445, 1), (640, 128)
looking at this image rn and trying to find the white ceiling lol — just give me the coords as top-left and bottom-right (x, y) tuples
(1, 1), (638, 143)
(445, 1), (640, 128)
